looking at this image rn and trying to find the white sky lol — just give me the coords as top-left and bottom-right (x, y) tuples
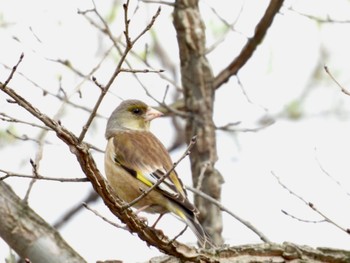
(1, 0), (350, 262)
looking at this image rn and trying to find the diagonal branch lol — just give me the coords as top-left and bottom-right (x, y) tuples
(77, 2), (161, 143)
(271, 171), (350, 236)
(213, 0), (284, 89)
(324, 65), (350, 96)
(187, 186), (271, 243)
(0, 56), (215, 263)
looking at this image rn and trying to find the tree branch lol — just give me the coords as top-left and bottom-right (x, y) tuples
(77, 1), (161, 142)
(0, 56), (215, 263)
(149, 242), (350, 263)
(271, 171), (350, 236)
(324, 65), (350, 96)
(0, 181), (86, 263)
(187, 186), (271, 243)
(213, 0), (284, 89)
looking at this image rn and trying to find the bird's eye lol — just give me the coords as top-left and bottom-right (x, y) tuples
(132, 108), (141, 115)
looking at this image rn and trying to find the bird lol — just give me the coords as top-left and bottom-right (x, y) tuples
(104, 99), (212, 247)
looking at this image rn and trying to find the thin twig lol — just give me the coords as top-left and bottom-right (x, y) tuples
(187, 186), (271, 243)
(216, 120), (274, 132)
(289, 7), (350, 24)
(141, 0), (174, 6)
(54, 191), (99, 229)
(131, 6), (161, 46)
(281, 209), (326, 224)
(23, 159), (40, 203)
(6, 130), (52, 145)
(2, 53), (24, 88)
(168, 225), (188, 245)
(0, 169), (88, 182)
(123, 136), (197, 210)
(83, 202), (128, 230)
(119, 68), (164, 73)
(0, 113), (50, 130)
(77, 1), (161, 143)
(324, 65), (350, 96)
(271, 171), (350, 235)
(205, 2), (245, 54)
(0, 49), (206, 258)
(314, 148), (350, 197)
(79, 2), (179, 105)
(123, 0), (132, 48)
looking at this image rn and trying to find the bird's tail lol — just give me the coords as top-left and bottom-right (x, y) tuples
(178, 209), (215, 248)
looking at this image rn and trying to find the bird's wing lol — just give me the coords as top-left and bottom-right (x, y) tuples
(111, 130), (197, 214)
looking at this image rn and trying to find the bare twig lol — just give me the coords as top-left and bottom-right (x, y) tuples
(314, 148), (350, 197)
(53, 191), (99, 229)
(83, 202), (128, 230)
(216, 120), (274, 132)
(288, 7), (350, 24)
(0, 113), (50, 130)
(324, 65), (350, 96)
(0, 62), (102, 116)
(78, 1), (161, 143)
(271, 171), (350, 235)
(78, 3), (121, 49)
(2, 53), (24, 88)
(23, 159), (40, 203)
(123, 0), (132, 48)
(0, 169), (88, 182)
(205, 2), (245, 54)
(119, 68), (164, 73)
(187, 186), (271, 243)
(6, 130), (52, 145)
(123, 136), (197, 209)
(79, 2), (179, 105)
(281, 209), (326, 224)
(0, 53), (212, 260)
(169, 225), (188, 245)
(141, 0), (174, 6)
(131, 6), (161, 46)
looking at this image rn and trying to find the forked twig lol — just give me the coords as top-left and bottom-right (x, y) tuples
(78, 1), (161, 143)
(271, 171), (350, 235)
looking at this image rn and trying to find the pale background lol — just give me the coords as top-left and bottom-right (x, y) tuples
(1, 0), (350, 262)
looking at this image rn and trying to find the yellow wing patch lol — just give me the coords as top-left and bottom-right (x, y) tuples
(136, 172), (153, 187)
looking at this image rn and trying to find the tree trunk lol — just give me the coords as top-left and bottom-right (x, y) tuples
(173, 0), (224, 245)
(0, 181), (86, 263)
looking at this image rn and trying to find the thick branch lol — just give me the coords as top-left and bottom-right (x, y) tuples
(0, 181), (86, 263)
(149, 242), (350, 263)
(213, 0), (284, 89)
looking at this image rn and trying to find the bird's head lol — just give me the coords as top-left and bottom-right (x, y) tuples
(106, 100), (163, 137)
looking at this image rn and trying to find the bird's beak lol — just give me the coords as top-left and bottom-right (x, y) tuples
(145, 107), (163, 121)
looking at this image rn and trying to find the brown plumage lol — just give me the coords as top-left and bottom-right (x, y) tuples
(104, 100), (212, 247)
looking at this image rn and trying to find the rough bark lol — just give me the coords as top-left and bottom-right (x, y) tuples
(173, 0), (224, 245)
(148, 243), (350, 263)
(0, 181), (86, 263)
